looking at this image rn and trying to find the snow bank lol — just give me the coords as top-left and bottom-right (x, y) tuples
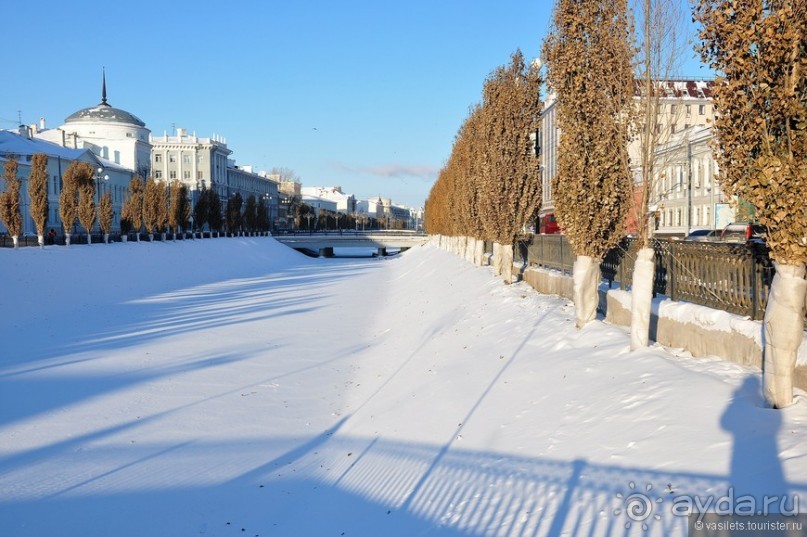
(1, 239), (806, 537)
(609, 289), (807, 367)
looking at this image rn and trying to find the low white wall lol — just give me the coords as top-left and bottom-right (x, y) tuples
(517, 264), (807, 391)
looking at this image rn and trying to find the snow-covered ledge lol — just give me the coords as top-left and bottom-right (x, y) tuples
(516, 264), (807, 391)
(605, 288), (807, 390)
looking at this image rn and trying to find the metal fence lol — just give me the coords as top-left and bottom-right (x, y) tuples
(516, 234), (781, 321)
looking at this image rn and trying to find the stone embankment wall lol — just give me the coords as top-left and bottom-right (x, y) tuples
(513, 261), (807, 392)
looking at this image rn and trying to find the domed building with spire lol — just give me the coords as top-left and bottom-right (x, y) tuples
(36, 71), (151, 175)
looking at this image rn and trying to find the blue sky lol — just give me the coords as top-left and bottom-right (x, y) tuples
(3, 0), (711, 208)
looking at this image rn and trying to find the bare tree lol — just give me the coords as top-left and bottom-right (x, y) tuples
(59, 161), (90, 246)
(77, 168), (96, 245)
(28, 153), (49, 248)
(0, 157), (23, 248)
(694, 0), (806, 407)
(628, 0), (691, 349)
(120, 195), (133, 240)
(127, 176), (145, 241)
(98, 191), (114, 243)
(156, 181), (169, 239)
(168, 179), (188, 239)
(477, 50), (543, 283)
(269, 167), (300, 183)
(193, 185), (210, 234)
(542, 0), (634, 327)
(142, 177), (159, 240)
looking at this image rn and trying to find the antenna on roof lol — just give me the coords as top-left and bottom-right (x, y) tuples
(101, 67), (108, 106)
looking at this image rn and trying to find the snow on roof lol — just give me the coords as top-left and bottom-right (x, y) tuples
(0, 130), (90, 161)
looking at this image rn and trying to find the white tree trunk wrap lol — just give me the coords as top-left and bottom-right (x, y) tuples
(12, 235), (18, 249)
(465, 236), (474, 263)
(122, 235), (128, 243)
(630, 247), (655, 350)
(103, 234), (109, 244)
(493, 242), (503, 276)
(38, 235), (44, 248)
(501, 244), (514, 284)
(573, 255), (600, 328)
(763, 262), (807, 408)
(65, 234), (71, 246)
(475, 239), (485, 266)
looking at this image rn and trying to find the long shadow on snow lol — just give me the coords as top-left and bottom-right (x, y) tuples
(2, 410), (803, 537)
(0, 261), (383, 429)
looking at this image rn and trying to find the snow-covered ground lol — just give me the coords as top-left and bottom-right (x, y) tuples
(1, 238), (805, 537)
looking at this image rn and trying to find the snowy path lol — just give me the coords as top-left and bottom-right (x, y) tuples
(1, 238), (806, 536)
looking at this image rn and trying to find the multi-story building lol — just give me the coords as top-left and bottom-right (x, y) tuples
(149, 128), (231, 202)
(539, 79), (717, 232)
(226, 162), (279, 228)
(651, 126), (733, 236)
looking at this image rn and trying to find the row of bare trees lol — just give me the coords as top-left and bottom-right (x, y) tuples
(0, 153), (275, 247)
(426, 0), (805, 408)
(117, 176), (192, 241)
(424, 50), (543, 283)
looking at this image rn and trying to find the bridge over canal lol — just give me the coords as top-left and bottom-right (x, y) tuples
(274, 231), (428, 257)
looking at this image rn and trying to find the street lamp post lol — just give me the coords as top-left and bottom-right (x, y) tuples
(95, 166), (109, 241)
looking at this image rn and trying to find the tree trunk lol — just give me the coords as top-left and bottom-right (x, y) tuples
(501, 243), (514, 284)
(630, 247), (655, 350)
(38, 235), (44, 249)
(148, 233), (154, 242)
(103, 233), (109, 244)
(12, 235), (18, 249)
(475, 239), (485, 266)
(65, 234), (71, 246)
(122, 235), (128, 243)
(573, 255), (601, 328)
(493, 242), (503, 276)
(763, 262), (807, 408)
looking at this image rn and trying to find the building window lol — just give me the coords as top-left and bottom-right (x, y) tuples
(686, 105), (691, 117)
(155, 170), (162, 179)
(670, 104), (677, 115)
(197, 171), (203, 180)
(170, 171), (177, 179)
(699, 104), (706, 115)
(183, 171), (191, 180)
(169, 155), (176, 163)
(183, 155), (191, 165)
(126, 132), (133, 138)
(155, 154), (162, 163)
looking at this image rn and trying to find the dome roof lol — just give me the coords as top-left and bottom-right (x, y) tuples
(64, 71), (146, 128)
(65, 103), (146, 128)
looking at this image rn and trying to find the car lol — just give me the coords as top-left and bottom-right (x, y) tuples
(684, 229), (720, 242)
(720, 222), (767, 243)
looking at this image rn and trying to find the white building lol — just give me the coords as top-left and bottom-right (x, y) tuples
(539, 80), (717, 228)
(34, 74), (151, 174)
(0, 129), (132, 236)
(149, 128), (231, 201)
(301, 186), (356, 214)
(651, 126), (732, 236)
